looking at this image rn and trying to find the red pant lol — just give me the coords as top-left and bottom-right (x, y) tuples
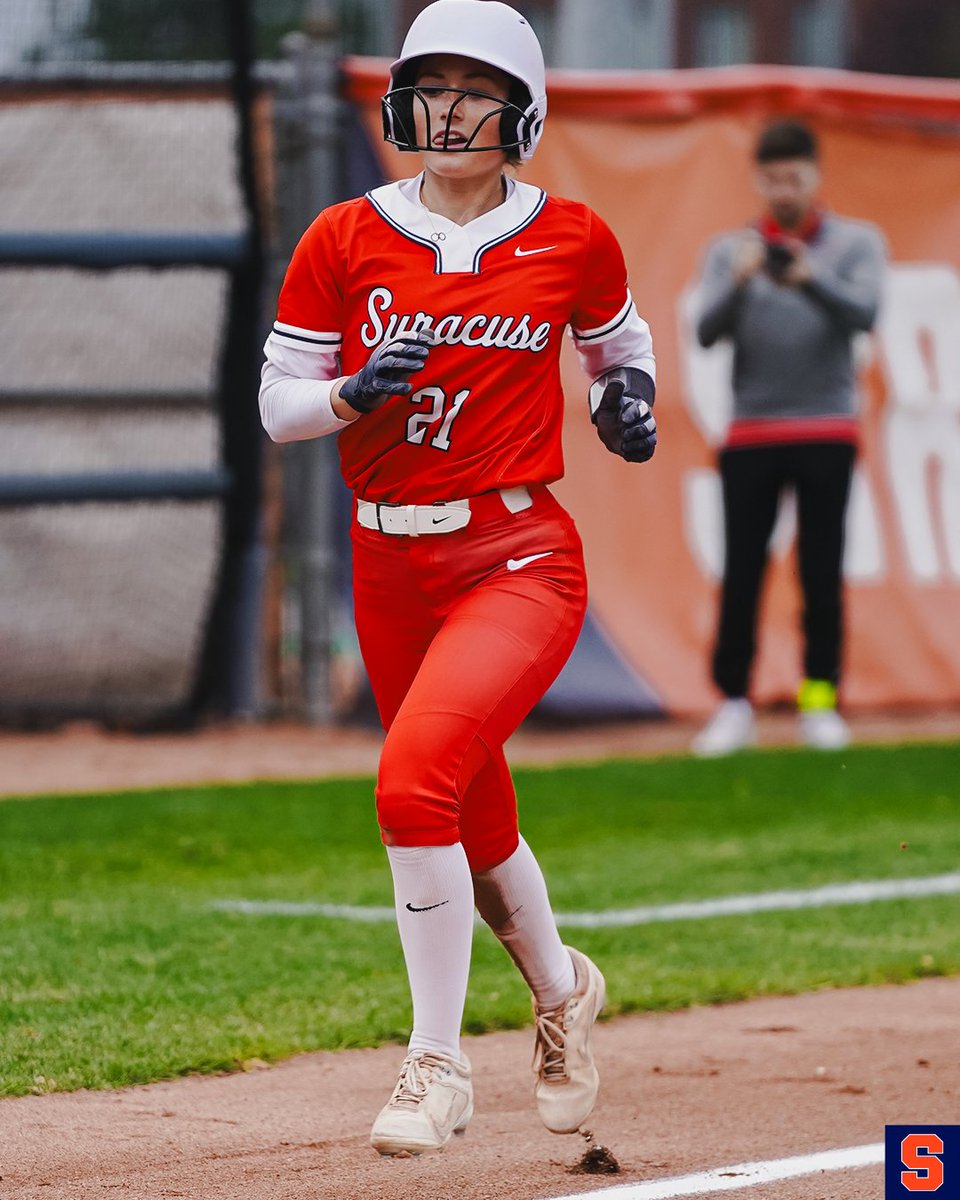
(351, 485), (587, 873)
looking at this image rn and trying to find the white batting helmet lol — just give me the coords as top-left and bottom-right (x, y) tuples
(382, 0), (548, 162)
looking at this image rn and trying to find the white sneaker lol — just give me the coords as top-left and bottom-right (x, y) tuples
(691, 698), (756, 757)
(800, 708), (851, 750)
(533, 947), (605, 1134)
(370, 1050), (473, 1155)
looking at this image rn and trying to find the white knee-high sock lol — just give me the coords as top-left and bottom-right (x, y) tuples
(386, 843), (474, 1060)
(472, 836), (575, 1011)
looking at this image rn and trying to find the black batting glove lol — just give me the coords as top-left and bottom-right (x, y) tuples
(589, 366), (657, 463)
(619, 395), (657, 463)
(339, 330), (434, 414)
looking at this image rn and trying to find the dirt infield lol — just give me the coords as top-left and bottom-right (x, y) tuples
(1, 713), (958, 1198)
(2, 978), (957, 1199)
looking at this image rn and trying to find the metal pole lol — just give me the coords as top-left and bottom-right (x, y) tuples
(273, 3), (343, 724)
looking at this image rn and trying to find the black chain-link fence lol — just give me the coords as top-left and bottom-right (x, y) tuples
(0, 0), (271, 725)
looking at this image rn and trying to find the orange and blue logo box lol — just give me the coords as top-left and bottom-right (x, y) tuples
(886, 1126), (960, 1197)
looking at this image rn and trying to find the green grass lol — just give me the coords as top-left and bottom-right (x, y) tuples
(1, 742), (958, 1096)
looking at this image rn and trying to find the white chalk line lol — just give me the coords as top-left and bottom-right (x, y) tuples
(544, 1142), (884, 1200)
(209, 871), (960, 926)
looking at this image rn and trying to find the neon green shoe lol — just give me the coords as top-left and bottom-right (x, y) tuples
(797, 678), (838, 712)
(797, 679), (850, 749)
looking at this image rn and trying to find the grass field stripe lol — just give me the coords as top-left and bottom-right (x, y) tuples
(209, 870), (960, 924)
(543, 1142), (884, 1200)
(556, 871), (960, 927)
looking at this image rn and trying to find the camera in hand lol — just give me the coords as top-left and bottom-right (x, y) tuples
(764, 239), (795, 280)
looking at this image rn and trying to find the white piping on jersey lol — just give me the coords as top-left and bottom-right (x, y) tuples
(571, 298), (657, 385)
(572, 293), (634, 343)
(270, 319), (342, 353)
(468, 196), (548, 273)
(365, 173), (547, 276)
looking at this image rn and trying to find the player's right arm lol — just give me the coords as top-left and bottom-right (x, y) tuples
(259, 209), (430, 442)
(262, 335), (431, 439)
(259, 352), (356, 441)
(259, 211), (355, 442)
(260, 209), (433, 441)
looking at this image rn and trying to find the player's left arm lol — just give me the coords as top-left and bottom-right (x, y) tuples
(571, 211), (657, 463)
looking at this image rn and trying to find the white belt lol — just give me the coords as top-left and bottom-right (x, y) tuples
(356, 486), (532, 537)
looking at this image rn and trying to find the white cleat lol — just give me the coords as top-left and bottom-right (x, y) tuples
(533, 947), (605, 1134)
(800, 708), (851, 750)
(370, 1050), (473, 1155)
(691, 698), (756, 757)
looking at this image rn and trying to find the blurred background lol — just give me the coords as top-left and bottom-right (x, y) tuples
(1, 0), (958, 734)
(9, 0), (958, 72)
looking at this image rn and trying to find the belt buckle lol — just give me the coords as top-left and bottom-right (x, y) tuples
(373, 503), (419, 537)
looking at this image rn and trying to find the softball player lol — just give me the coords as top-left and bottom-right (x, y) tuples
(260, 0), (657, 1156)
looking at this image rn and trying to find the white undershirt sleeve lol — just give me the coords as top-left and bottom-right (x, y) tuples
(258, 333), (352, 443)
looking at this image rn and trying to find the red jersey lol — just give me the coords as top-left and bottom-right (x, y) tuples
(268, 175), (654, 503)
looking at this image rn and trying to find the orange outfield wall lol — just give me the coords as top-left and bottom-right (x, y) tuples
(343, 62), (960, 717)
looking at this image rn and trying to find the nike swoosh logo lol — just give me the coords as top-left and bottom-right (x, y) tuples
(405, 900), (450, 913)
(514, 245), (557, 257)
(431, 515), (452, 524)
(506, 552), (554, 571)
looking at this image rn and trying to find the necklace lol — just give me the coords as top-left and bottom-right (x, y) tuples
(419, 173), (508, 241)
(418, 193), (449, 244)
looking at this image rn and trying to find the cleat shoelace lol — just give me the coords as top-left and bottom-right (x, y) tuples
(389, 1053), (443, 1110)
(533, 1009), (569, 1083)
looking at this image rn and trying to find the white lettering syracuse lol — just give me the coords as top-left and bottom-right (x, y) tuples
(360, 287), (552, 353)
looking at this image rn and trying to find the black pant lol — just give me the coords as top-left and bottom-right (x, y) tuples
(712, 441), (856, 699)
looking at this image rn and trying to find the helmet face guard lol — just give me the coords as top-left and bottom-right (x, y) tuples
(381, 84), (535, 155)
